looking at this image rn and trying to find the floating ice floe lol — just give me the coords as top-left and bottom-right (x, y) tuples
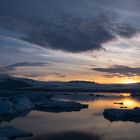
(36, 99), (88, 112)
(0, 93), (88, 121)
(0, 126), (32, 140)
(103, 107), (140, 123)
(13, 97), (35, 112)
(0, 97), (35, 116)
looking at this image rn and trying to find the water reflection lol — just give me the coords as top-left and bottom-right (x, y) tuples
(3, 93), (140, 140)
(120, 93), (131, 97)
(123, 98), (139, 109)
(83, 97), (140, 110)
(102, 98), (140, 123)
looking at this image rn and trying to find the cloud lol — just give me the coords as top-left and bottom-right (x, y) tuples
(0, 15), (138, 53)
(0, 0), (139, 53)
(50, 72), (66, 78)
(0, 61), (67, 79)
(0, 62), (48, 72)
(22, 72), (66, 79)
(29, 131), (102, 140)
(93, 65), (140, 77)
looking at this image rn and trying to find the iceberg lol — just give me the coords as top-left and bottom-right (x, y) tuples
(0, 126), (32, 139)
(0, 93), (88, 121)
(36, 99), (88, 112)
(0, 99), (15, 115)
(13, 97), (35, 112)
(103, 107), (140, 123)
(0, 97), (35, 116)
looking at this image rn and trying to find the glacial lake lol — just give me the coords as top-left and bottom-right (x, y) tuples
(1, 92), (140, 140)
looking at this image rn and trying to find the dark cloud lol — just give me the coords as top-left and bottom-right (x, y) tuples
(21, 73), (47, 78)
(0, 0), (139, 53)
(0, 14), (137, 53)
(93, 65), (140, 77)
(23, 15), (115, 52)
(50, 72), (67, 78)
(1, 0), (140, 16)
(0, 61), (67, 79)
(0, 62), (48, 72)
(28, 131), (102, 140)
(96, 0), (140, 13)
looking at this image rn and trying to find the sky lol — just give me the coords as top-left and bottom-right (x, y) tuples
(0, 0), (140, 83)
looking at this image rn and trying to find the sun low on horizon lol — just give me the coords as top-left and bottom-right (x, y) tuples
(120, 79), (139, 84)
(16, 73), (140, 84)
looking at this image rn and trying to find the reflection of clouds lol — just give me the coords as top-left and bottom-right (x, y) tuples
(92, 112), (102, 117)
(29, 131), (102, 140)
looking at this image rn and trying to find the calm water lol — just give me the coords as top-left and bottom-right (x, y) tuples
(1, 93), (140, 140)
